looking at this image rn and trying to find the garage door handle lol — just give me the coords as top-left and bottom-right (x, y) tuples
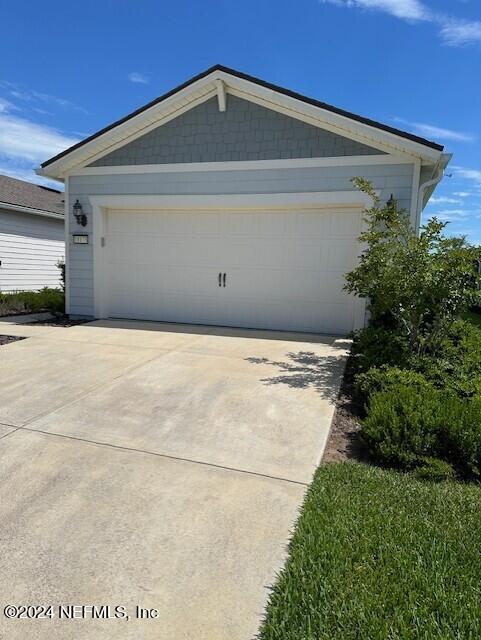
(218, 272), (222, 287)
(223, 272), (226, 287)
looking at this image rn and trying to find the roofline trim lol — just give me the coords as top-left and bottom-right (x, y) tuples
(0, 200), (65, 220)
(40, 64), (444, 176)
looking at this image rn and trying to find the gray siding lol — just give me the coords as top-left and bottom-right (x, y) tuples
(68, 163), (414, 316)
(0, 208), (64, 292)
(90, 96), (382, 167)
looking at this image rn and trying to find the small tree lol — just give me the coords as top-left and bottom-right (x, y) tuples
(56, 259), (65, 292)
(345, 178), (481, 354)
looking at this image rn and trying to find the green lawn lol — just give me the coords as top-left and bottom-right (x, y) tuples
(259, 463), (481, 640)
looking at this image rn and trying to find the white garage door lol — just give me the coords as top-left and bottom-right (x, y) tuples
(103, 207), (363, 334)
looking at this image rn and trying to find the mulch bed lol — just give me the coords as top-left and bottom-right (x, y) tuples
(322, 354), (367, 463)
(26, 316), (90, 327)
(0, 335), (27, 346)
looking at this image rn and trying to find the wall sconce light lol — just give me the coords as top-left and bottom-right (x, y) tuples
(387, 194), (395, 207)
(73, 199), (87, 227)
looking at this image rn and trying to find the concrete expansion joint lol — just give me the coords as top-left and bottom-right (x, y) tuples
(0, 426), (19, 440)
(10, 424), (309, 488)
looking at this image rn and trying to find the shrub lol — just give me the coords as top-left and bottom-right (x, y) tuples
(362, 384), (481, 480)
(361, 384), (442, 469)
(56, 259), (65, 292)
(354, 365), (433, 409)
(414, 320), (481, 397)
(353, 320), (481, 400)
(351, 326), (410, 374)
(37, 287), (64, 314)
(345, 178), (481, 355)
(414, 458), (456, 482)
(443, 396), (481, 479)
(0, 288), (64, 316)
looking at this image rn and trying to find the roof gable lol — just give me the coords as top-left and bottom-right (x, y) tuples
(89, 95), (383, 167)
(39, 65), (445, 178)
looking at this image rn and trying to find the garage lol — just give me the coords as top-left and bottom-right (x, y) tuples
(99, 205), (364, 334)
(38, 66), (446, 330)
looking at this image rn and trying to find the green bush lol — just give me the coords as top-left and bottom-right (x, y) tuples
(443, 396), (481, 479)
(414, 458), (456, 482)
(362, 384), (442, 469)
(362, 383), (481, 480)
(0, 287), (64, 316)
(414, 320), (481, 397)
(351, 326), (410, 374)
(354, 365), (433, 409)
(353, 319), (481, 400)
(37, 287), (64, 314)
(345, 178), (481, 355)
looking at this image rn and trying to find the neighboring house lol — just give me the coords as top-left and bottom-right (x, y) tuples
(0, 175), (65, 292)
(38, 65), (450, 334)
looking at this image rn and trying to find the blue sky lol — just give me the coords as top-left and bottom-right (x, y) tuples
(1, 0), (480, 242)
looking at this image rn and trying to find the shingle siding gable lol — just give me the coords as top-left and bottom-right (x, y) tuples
(89, 95), (383, 167)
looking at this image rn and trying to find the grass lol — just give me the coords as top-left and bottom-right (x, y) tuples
(259, 463), (481, 640)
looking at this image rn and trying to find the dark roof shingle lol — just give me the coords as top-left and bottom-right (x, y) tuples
(0, 174), (64, 216)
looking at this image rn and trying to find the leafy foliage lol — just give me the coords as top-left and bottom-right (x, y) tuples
(354, 365), (433, 410)
(345, 178), (481, 355)
(56, 259), (66, 292)
(413, 319), (481, 397)
(350, 325), (410, 374)
(362, 384), (443, 469)
(414, 458), (455, 482)
(362, 383), (481, 479)
(0, 287), (64, 316)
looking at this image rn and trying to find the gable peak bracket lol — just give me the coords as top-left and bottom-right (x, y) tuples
(215, 79), (226, 112)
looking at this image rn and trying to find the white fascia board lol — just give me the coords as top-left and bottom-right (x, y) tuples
(88, 190), (376, 211)
(68, 90), (217, 172)
(215, 70), (442, 163)
(0, 200), (64, 221)
(39, 68), (442, 180)
(40, 77), (219, 179)
(69, 154), (412, 177)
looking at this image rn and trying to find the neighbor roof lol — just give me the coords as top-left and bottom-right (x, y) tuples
(0, 174), (64, 216)
(41, 64), (444, 172)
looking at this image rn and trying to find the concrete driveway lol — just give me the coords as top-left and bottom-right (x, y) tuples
(0, 318), (348, 639)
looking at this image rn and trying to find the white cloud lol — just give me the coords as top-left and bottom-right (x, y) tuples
(320, 0), (429, 20)
(0, 97), (17, 114)
(0, 97), (78, 189)
(128, 72), (149, 84)
(436, 208), (469, 216)
(393, 117), (475, 143)
(319, 0), (481, 46)
(0, 112), (79, 163)
(0, 81), (87, 113)
(452, 166), (481, 187)
(453, 191), (472, 198)
(429, 196), (461, 204)
(439, 18), (481, 46)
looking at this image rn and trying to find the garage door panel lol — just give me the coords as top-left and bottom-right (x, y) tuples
(325, 239), (361, 271)
(330, 210), (363, 236)
(320, 272), (352, 303)
(104, 208), (362, 334)
(223, 268), (322, 302)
